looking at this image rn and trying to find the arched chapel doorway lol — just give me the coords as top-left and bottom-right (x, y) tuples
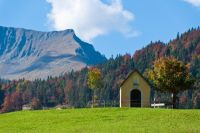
(130, 89), (141, 107)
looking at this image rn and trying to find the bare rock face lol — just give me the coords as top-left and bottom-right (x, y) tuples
(0, 26), (106, 80)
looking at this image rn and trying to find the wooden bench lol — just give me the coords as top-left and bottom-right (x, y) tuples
(151, 103), (165, 108)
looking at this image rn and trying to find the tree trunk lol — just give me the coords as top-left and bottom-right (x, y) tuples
(92, 90), (97, 108)
(92, 91), (94, 108)
(172, 92), (177, 109)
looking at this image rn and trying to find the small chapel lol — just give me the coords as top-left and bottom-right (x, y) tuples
(120, 69), (151, 107)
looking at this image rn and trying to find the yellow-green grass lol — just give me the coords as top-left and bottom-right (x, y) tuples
(0, 108), (200, 133)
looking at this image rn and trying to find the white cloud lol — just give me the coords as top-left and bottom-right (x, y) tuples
(46, 0), (137, 42)
(184, 0), (200, 7)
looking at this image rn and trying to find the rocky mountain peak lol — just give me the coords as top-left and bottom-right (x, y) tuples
(0, 26), (106, 80)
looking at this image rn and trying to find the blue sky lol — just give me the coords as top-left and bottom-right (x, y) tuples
(0, 0), (200, 58)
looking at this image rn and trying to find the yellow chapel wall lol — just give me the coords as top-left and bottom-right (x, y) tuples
(120, 72), (151, 107)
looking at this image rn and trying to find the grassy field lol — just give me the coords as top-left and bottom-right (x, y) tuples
(0, 108), (200, 133)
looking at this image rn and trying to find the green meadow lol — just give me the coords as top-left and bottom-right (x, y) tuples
(0, 108), (199, 133)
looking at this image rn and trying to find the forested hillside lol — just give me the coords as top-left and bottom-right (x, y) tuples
(134, 28), (200, 76)
(1, 27), (200, 112)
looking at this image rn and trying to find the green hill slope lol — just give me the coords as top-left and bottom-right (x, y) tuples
(0, 108), (200, 133)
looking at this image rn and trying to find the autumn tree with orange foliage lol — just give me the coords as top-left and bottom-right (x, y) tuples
(1, 95), (12, 113)
(31, 97), (41, 110)
(147, 56), (195, 108)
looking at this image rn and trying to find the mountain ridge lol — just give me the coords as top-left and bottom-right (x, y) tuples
(0, 26), (106, 80)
